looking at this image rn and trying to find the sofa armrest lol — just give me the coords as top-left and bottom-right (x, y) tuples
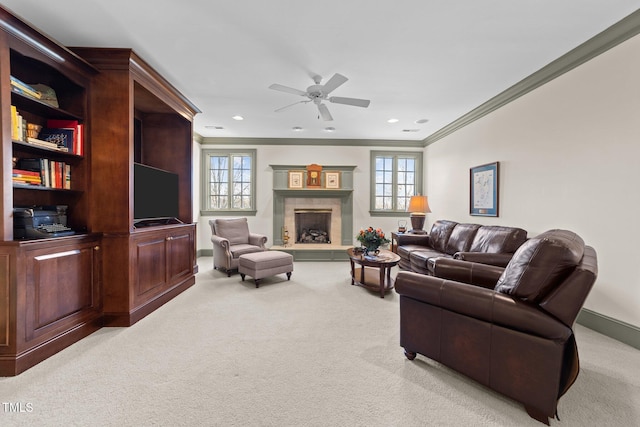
(395, 272), (571, 340)
(397, 233), (431, 247)
(453, 251), (514, 267)
(248, 233), (268, 248)
(430, 258), (503, 289)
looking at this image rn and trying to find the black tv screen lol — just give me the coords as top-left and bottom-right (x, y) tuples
(134, 163), (179, 220)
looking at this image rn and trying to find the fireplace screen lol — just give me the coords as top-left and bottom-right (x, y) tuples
(295, 209), (331, 243)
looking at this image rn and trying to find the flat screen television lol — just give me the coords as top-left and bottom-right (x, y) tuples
(134, 163), (180, 224)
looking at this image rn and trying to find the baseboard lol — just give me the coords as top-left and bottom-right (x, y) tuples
(577, 308), (640, 350)
(198, 249), (213, 258)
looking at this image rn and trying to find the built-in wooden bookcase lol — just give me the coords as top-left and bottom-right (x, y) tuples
(0, 6), (102, 376)
(70, 47), (200, 327)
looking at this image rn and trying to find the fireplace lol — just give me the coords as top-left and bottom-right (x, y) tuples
(283, 198), (341, 246)
(295, 209), (331, 243)
(270, 165), (355, 251)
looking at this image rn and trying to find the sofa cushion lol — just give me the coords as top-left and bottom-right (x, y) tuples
(397, 244), (429, 260)
(410, 249), (452, 274)
(445, 223), (481, 255)
(429, 220), (458, 253)
(213, 218), (250, 245)
(469, 225), (527, 253)
(494, 229), (584, 302)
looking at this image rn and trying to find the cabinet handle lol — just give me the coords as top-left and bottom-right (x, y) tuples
(94, 246), (100, 251)
(166, 236), (173, 241)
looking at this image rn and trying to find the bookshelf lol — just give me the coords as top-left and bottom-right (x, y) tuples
(69, 47), (200, 327)
(0, 6), (102, 375)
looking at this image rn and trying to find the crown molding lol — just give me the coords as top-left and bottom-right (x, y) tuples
(199, 137), (424, 148)
(423, 9), (640, 147)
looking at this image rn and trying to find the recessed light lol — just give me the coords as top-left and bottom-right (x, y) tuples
(232, 115), (244, 121)
(324, 127), (335, 132)
(387, 118), (399, 123)
(292, 126), (303, 131)
(415, 119), (429, 124)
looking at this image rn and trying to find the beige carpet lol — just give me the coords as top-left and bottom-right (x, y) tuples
(1, 259), (639, 426)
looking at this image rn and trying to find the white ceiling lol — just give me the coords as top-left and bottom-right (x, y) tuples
(2, 1), (639, 141)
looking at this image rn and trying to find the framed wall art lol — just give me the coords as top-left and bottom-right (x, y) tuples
(324, 171), (340, 189)
(288, 170), (304, 188)
(470, 162), (499, 217)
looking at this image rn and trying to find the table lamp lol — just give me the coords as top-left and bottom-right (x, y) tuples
(407, 195), (431, 234)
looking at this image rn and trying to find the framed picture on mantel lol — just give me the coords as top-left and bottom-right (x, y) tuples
(470, 162), (499, 217)
(288, 170), (304, 188)
(324, 171), (340, 189)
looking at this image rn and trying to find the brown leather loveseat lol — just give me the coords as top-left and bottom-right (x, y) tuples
(397, 219), (527, 274)
(395, 229), (598, 424)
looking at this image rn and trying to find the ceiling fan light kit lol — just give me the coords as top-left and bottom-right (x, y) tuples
(269, 73), (371, 121)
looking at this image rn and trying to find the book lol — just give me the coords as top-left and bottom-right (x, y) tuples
(10, 75), (42, 99)
(46, 119), (80, 154)
(26, 137), (62, 151)
(10, 105), (19, 140)
(37, 128), (73, 152)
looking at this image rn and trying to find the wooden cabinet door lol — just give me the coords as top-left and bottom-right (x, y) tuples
(166, 230), (193, 285)
(24, 239), (101, 343)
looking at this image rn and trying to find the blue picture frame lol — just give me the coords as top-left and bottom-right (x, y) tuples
(470, 162), (499, 216)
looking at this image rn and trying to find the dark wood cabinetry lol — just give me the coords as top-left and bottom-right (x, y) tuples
(0, 8), (198, 375)
(0, 234), (102, 376)
(70, 48), (200, 327)
(102, 224), (195, 326)
(0, 7), (102, 376)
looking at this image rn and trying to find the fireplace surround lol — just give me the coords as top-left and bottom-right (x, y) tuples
(270, 165), (356, 261)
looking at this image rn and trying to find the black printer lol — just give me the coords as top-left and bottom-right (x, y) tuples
(13, 207), (75, 239)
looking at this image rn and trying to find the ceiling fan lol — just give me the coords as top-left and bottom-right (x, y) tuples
(269, 73), (370, 121)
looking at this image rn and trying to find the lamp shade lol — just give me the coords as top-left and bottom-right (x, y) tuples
(407, 195), (431, 214)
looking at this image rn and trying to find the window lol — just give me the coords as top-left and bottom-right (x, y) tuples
(370, 151), (423, 215)
(202, 149), (256, 215)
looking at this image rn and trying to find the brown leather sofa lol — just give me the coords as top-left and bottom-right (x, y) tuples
(395, 229), (598, 424)
(397, 219), (527, 274)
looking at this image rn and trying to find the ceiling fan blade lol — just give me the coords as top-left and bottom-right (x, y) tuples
(317, 103), (333, 121)
(322, 73), (348, 95)
(268, 83), (308, 97)
(275, 100), (309, 112)
(329, 96), (371, 108)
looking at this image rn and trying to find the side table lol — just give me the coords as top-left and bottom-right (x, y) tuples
(391, 231), (404, 253)
(347, 248), (401, 298)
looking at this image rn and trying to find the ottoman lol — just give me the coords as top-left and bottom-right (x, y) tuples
(238, 251), (293, 288)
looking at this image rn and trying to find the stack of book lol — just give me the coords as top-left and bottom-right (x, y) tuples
(12, 169), (42, 187)
(10, 75), (42, 100)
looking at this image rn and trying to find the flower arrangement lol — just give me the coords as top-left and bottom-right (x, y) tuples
(356, 227), (390, 252)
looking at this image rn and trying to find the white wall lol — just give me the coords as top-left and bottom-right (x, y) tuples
(194, 34), (640, 329)
(426, 34), (640, 328)
(195, 144), (415, 254)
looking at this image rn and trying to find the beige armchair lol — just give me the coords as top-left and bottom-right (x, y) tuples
(209, 218), (267, 276)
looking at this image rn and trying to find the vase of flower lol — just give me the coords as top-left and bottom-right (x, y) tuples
(356, 227), (390, 256)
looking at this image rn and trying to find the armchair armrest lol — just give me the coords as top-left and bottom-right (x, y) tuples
(248, 233), (267, 248)
(453, 251), (514, 267)
(211, 234), (230, 250)
(430, 258), (503, 289)
(395, 272), (571, 341)
(396, 233), (431, 247)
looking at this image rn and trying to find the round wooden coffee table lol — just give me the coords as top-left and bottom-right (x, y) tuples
(347, 248), (401, 298)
